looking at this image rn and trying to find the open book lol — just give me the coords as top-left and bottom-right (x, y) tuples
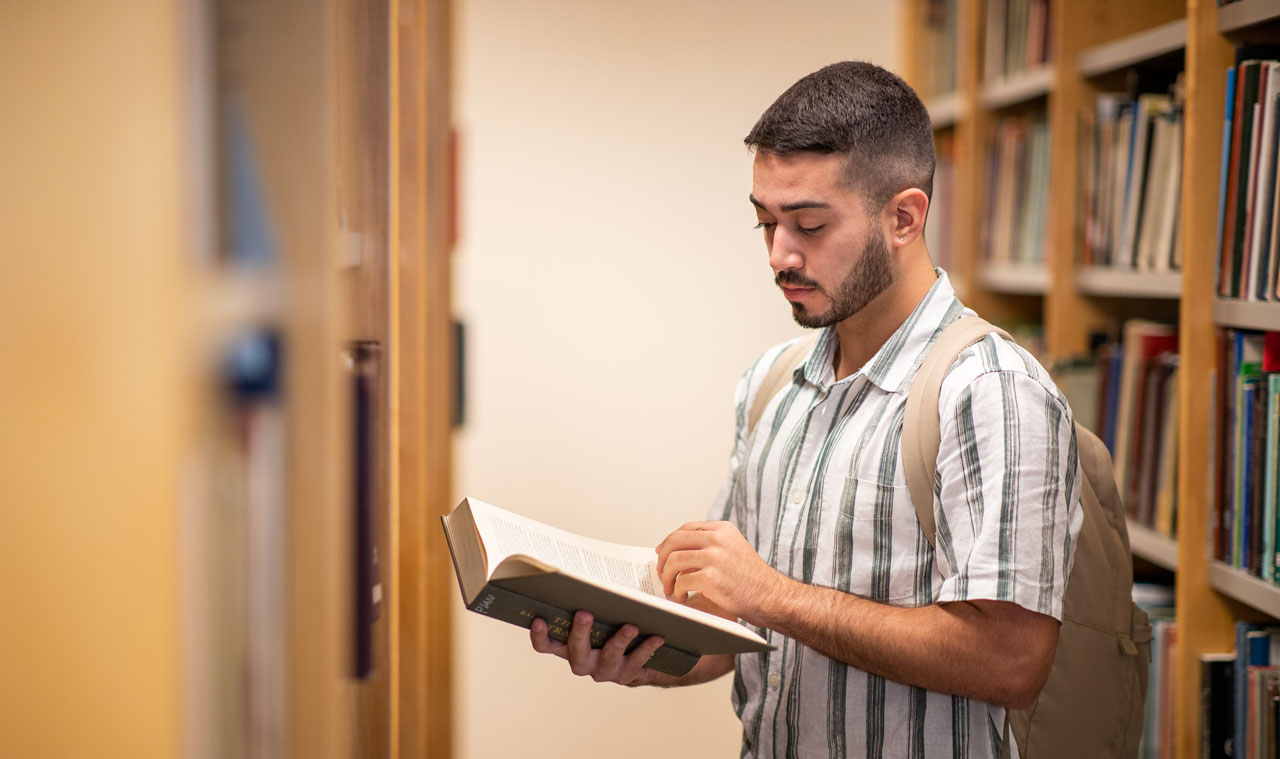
(441, 497), (771, 676)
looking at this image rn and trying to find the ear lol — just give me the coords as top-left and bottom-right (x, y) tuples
(887, 188), (929, 249)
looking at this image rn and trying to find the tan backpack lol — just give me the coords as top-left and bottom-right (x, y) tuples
(747, 316), (1151, 758)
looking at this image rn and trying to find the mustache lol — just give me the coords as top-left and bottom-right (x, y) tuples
(775, 270), (821, 289)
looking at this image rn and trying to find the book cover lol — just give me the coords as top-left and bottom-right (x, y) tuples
(1268, 374), (1280, 585)
(1248, 67), (1280, 301)
(1236, 622), (1265, 757)
(1113, 321), (1178, 504)
(1217, 65), (1239, 295)
(1235, 375), (1259, 569)
(1241, 67), (1271, 300)
(1249, 374), (1269, 576)
(1221, 62), (1250, 297)
(1119, 94), (1172, 269)
(1202, 653), (1236, 759)
(1228, 61), (1263, 298)
(441, 497), (772, 678)
(1153, 362), (1180, 537)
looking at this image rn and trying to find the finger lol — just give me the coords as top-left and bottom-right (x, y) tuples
(593, 625), (639, 681)
(659, 549), (707, 596)
(672, 568), (709, 604)
(529, 618), (567, 658)
(618, 635), (666, 683)
(656, 531), (712, 575)
(566, 611), (596, 676)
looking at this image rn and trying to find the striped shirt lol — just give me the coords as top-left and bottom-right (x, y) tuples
(709, 270), (1082, 759)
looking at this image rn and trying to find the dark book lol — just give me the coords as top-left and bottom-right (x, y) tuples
(1251, 374), (1271, 576)
(1202, 653), (1235, 759)
(1217, 67), (1239, 296)
(441, 497), (771, 678)
(1228, 61), (1264, 299)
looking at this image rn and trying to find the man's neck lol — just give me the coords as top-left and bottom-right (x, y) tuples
(831, 254), (938, 381)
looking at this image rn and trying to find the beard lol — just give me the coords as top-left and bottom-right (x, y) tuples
(776, 232), (895, 329)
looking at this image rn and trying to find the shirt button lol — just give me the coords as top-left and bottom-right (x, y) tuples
(767, 673), (781, 688)
(791, 491), (803, 504)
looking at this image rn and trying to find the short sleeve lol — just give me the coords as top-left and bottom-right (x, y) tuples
(931, 368), (1083, 621)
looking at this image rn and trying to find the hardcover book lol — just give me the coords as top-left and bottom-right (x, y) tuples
(441, 497), (771, 677)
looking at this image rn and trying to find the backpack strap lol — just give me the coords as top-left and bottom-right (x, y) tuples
(746, 333), (821, 437)
(902, 316), (1011, 549)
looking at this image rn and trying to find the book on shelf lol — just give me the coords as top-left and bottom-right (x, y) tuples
(1213, 330), (1280, 582)
(1142, 613), (1177, 758)
(1078, 79), (1186, 274)
(926, 135), (955, 271)
(919, 0), (959, 98)
(1202, 653), (1236, 759)
(1218, 50), (1280, 302)
(983, 0), (1050, 80)
(984, 113), (1049, 267)
(441, 497), (771, 677)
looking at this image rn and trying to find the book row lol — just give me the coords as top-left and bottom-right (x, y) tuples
(1078, 79), (1186, 274)
(1217, 52), (1280, 302)
(1212, 328), (1280, 582)
(983, 113), (1050, 267)
(1053, 320), (1181, 538)
(1198, 622), (1280, 759)
(983, 0), (1051, 81)
(917, 0), (959, 99)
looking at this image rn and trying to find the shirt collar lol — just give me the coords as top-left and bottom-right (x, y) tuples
(796, 269), (972, 394)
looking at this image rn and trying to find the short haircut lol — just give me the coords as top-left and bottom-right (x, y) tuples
(744, 61), (935, 213)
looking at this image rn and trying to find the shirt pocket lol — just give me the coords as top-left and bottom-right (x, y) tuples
(820, 474), (928, 604)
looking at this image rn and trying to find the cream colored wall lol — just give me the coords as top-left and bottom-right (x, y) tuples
(454, 2), (899, 756)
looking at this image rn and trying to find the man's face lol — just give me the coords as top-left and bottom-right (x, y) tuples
(750, 151), (894, 329)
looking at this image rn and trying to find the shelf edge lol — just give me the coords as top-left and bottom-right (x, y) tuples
(1077, 18), (1187, 78)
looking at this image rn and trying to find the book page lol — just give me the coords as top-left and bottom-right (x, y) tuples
(467, 498), (663, 597)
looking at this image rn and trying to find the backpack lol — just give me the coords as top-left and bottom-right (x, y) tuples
(746, 316), (1151, 759)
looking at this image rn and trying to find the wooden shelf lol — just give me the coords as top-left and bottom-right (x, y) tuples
(1219, 0), (1280, 36)
(979, 65), (1054, 109)
(1212, 298), (1280, 330)
(1077, 18), (1187, 78)
(980, 263), (1049, 294)
(1128, 521), (1180, 571)
(1208, 561), (1280, 619)
(926, 91), (965, 129)
(1076, 268), (1182, 299)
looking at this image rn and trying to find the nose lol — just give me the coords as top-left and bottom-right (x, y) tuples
(768, 227), (804, 274)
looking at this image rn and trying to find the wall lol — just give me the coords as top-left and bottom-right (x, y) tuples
(454, 2), (899, 756)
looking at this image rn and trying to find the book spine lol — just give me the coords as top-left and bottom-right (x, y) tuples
(468, 582), (699, 677)
(1269, 375), (1280, 585)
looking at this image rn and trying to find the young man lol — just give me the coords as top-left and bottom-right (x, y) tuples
(530, 61), (1081, 759)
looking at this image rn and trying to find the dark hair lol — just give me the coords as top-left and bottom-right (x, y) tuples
(744, 61), (935, 212)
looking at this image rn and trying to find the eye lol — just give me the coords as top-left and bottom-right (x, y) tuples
(754, 221), (776, 232)
(797, 224), (825, 237)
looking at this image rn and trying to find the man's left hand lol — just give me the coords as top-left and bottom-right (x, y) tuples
(655, 521), (787, 623)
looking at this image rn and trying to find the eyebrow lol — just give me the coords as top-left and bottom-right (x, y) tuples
(748, 194), (832, 213)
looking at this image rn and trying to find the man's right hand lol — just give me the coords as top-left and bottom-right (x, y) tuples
(529, 611), (668, 687)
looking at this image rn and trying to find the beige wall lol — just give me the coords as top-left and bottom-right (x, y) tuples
(454, 2), (899, 756)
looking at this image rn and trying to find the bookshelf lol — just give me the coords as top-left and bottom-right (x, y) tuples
(1214, 298), (1280, 331)
(904, 0), (1280, 756)
(1076, 18), (1187, 78)
(980, 65), (1054, 108)
(1129, 520), (1182, 571)
(1076, 268), (1183, 298)
(927, 91), (966, 128)
(980, 263), (1050, 294)
(1208, 561), (1280, 619)
(3, 2), (455, 758)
